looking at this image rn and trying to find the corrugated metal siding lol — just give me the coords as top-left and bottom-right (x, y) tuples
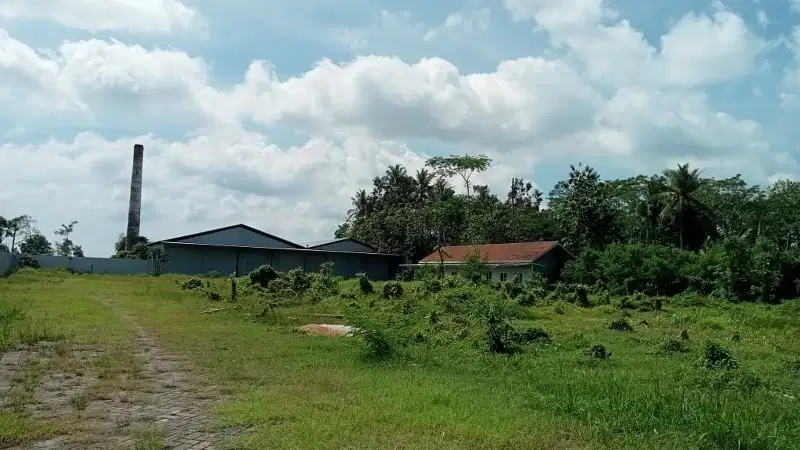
(163, 245), (401, 280)
(174, 227), (296, 248)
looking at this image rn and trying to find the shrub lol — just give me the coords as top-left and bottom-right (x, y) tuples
(575, 284), (591, 307)
(318, 261), (335, 277)
(609, 317), (633, 332)
(423, 278), (442, 293)
(589, 344), (610, 359)
(283, 268), (312, 294)
(18, 254), (39, 269)
(658, 339), (689, 354)
(358, 328), (394, 359)
(230, 276), (237, 302)
(485, 305), (519, 354)
(200, 288), (222, 301)
(501, 281), (524, 299)
(202, 271), (223, 278)
(381, 281), (404, 299)
(249, 265), (278, 288)
(357, 273), (373, 294)
(517, 327), (551, 344)
(703, 342), (738, 370)
(180, 277), (203, 291)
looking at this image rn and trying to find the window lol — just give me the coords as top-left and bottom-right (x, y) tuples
(484, 272), (492, 281)
(513, 273), (522, 283)
(500, 273), (508, 282)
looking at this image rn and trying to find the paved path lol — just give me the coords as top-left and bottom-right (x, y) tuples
(1, 299), (249, 449)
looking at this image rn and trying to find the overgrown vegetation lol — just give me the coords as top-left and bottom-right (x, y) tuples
(5, 258), (800, 448)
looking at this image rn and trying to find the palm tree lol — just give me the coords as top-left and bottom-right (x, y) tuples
(637, 176), (665, 244)
(413, 169), (435, 202)
(348, 189), (371, 219)
(657, 163), (711, 249)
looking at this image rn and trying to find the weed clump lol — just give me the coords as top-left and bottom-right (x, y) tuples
(382, 281), (404, 299)
(589, 344), (610, 359)
(358, 328), (394, 359)
(517, 327), (551, 344)
(249, 265), (278, 288)
(357, 273), (374, 294)
(180, 277), (203, 291)
(574, 284), (591, 307)
(703, 342), (738, 370)
(609, 318), (633, 332)
(485, 305), (519, 354)
(658, 338), (690, 354)
(18, 254), (40, 269)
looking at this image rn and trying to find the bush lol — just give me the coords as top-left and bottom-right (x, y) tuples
(423, 278), (442, 293)
(658, 339), (690, 354)
(357, 273), (373, 294)
(18, 254), (39, 269)
(284, 268), (312, 294)
(703, 342), (738, 370)
(180, 277), (203, 291)
(517, 327), (551, 344)
(485, 305), (520, 354)
(200, 288), (222, 301)
(501, 281), (524, 299)
(609, 317), (633, 332)
(382, 281), (404, 299)
(249, 265), (278, 288)
(589, 344), (610, 359)
(358, 328), (394, 359)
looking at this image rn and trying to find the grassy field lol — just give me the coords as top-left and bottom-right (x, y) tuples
(2, 269), (800, 449)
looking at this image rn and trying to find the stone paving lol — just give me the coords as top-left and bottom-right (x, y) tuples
(1, 300), (249, 449)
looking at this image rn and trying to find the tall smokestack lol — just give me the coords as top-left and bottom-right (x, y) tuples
(125, 144), (144, 251)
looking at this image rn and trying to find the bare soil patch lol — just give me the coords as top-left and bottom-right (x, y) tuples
(0, 300), (249, 450)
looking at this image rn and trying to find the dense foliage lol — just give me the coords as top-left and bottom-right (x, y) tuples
(336, 156), (800, 302)
(0, 215), (82, 257)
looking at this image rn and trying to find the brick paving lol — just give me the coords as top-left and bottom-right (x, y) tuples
(1, 299), (249, 449)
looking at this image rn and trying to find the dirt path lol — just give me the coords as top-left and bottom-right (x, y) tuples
(1, 299), (249, 449)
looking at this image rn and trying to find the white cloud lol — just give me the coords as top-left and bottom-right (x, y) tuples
(504, 0), (766, 88)
(0, 0), (199, 33)
(0, 0), (794, 257)
(0, 128), (428, 255)
(757, 10), (769, 26)
(423, 8), (491, 42)
(782, 26), (800, 102)
(223, 56), (602, 149)
(0, 29), (209, 122)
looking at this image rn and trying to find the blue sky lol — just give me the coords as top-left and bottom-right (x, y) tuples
(1, 0), (799, 256)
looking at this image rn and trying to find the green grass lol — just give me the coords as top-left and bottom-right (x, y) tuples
(2, 269), (800, 449)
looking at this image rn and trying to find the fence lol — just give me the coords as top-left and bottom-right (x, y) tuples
(0, 252), (154, 276)
(0, 252), (13, 276)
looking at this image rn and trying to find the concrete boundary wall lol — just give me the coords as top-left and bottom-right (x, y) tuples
(0, 252), (13, 276)
(0, 252), (153, 276)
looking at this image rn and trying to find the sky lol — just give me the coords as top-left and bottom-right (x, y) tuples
(1, 0), (800, 257)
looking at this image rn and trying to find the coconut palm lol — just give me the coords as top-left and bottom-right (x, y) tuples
(413, 169), (435, 202)
(657, 163), (712, 249)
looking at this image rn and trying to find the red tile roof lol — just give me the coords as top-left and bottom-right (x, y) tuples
(420, 241), (560, 264)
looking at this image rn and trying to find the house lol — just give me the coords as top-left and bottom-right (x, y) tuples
(414, 241), (573, 282)
(147, 224), (402, 280)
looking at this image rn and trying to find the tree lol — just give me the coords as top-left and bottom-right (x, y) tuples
(657, 164), (713, 250)
(112, 233), (150, 259)
(2, 215), (33, 254)
(425, 154), (492, 197)
(19, 232), (53, 255)
(54, 221), (82, 257)
(548, 164), (620, 252)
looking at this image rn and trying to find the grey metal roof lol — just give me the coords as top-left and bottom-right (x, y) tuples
(301, 239), (341, 248)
